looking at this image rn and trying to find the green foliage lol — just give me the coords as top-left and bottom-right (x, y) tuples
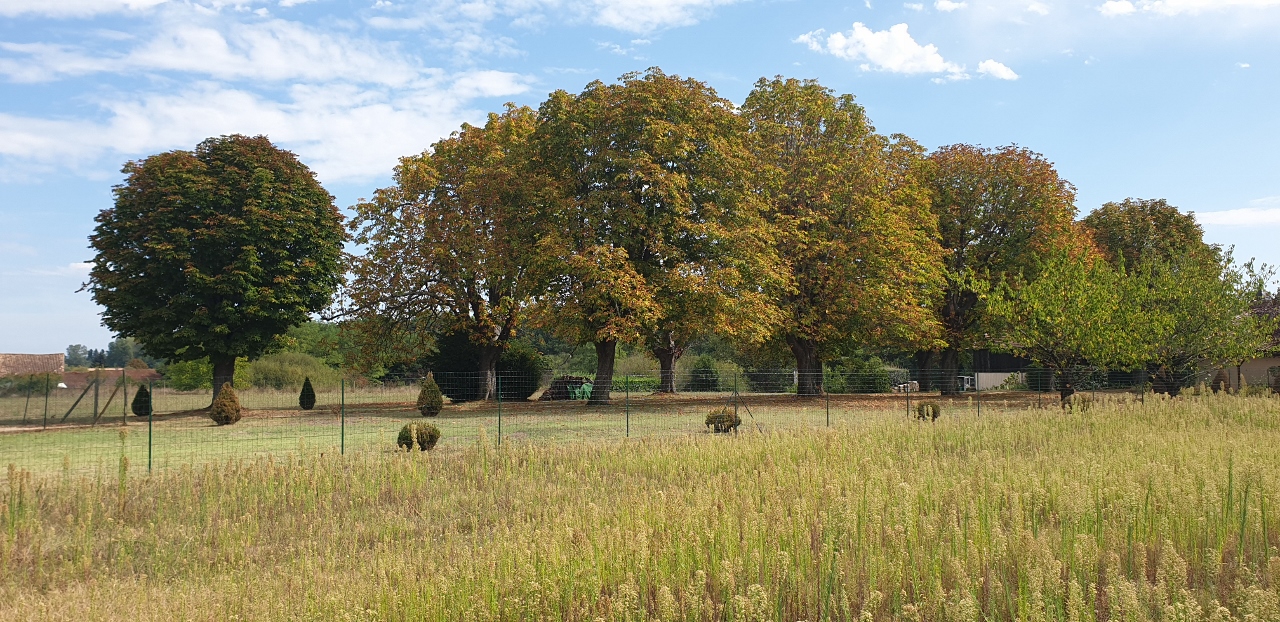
(704, 407), (741, 433)
(247, 352), (339, 390)
(397, 422), (441, 451)
(165, 358), (250, 391)
(416, 374), (444, 417)
(915, 402), (941, 422)
(424, 332), (548, 402)
(0, 373), (60, 398)
(613, 375), (660, 393)
(824, 356), (893, 394)
(299, 377), (316, 410)
(683, 355), (720, 392)
(209, 383), (241, 425)
(88, 134), (347, 391)
(130, 385), (152, 417)
(276, 322), (346, 367)
(987, 243), (1146, 399)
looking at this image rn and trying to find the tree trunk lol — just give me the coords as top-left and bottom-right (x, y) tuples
(651, 331), (684, 394)
(787, 336), (823, 396)
(588, 340), (616, 405)
(477, 345), (501, 401)
(938, 348), (961, 396)
(912, 351), (937, 391)
(211, 355), (236, 405)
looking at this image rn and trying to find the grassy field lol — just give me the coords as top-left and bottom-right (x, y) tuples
(2, 394), (1279, 621)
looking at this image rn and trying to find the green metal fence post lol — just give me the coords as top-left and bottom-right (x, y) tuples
(122, 368), (127, 426)
(147, 379), (153, 473)
(496, 374), (502, 446)
(733, 371), (739, 417)
(976, 373), (981, 418)
(906, 376), (913, 419)
(340, 377), (346, 455)
(625, 374), (630, 438)
(42, 374), (49, 429)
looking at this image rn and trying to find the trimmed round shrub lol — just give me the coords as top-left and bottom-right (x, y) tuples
(209, 383), (242, 425)
(705, 407), (741, 433)
(417, 373), (444, 417)
(299, 376), (316, 410)
(397, 423), (442, 451)
(1064, 394), (1093, 413)
(915, 402), (941, 422)
(130, 384), (152, 417)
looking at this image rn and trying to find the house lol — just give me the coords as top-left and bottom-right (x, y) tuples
(0, 353), (64, 377)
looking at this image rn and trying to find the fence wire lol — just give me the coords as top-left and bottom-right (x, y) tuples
(0, 365), (1267, 480)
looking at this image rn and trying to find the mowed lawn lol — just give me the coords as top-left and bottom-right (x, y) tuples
(2, 395), (1279, 621)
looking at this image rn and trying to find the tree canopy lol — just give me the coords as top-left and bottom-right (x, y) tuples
(742, 76), (943, 395)
(88, 134), (346, 400)
(348, 105), (543, 400)
(922, 144), (1077, 394)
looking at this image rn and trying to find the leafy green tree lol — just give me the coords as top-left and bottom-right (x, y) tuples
(534, 69), (777, 402)
(741, 76), (943, 395)
(922, 144), (1078, 395)
(348, 106), (543, 400)
(65, 345), (90, 368)
(87, 135), (346, 402)
(1085, 199), (1275, 394)
(986, 239), (1146, 402)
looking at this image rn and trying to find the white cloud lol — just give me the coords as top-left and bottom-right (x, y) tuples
(934, 0), (967, 11)
(0, 19), (423, 87)
(1197, 197), (1280, 226)
(1026, 2), (1050, 15)
(904, 3), (924, 10)
(796, 23), (966, 77)
(0, 0), (168, 18)
(0, 70), (532, 182)
(978, 59), (1019, 79)
(1100, 0), (1280, 15)
(1098, 1), (1136, 15)
(589, 0), (743, 32)
(1239, 62), (1251, 67)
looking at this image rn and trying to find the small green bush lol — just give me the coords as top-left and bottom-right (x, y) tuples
(131, 385), (152, 417)
(299, 376), (316, 410)
(684, 355), (721, 392)
(705, 407), (741, 433)
(417, 373), (444, 417)
(1064, 394), (1093, 413)
(247, 352), (340, 390)
(397, 423), (441, 451)
(209, 383), (242, 425)
(915, 402), (941, 422)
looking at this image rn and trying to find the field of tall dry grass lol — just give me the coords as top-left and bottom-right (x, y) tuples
(2, 394), (1279, 621)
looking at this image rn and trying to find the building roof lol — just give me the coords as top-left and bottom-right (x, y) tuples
(0, 353), (65, 377)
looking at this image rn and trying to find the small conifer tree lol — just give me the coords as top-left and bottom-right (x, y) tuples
(299, 376), (316, 410)
(209, 382), (242, 425)
(417, 373), (444, 417)
(131, 384), (152, 417)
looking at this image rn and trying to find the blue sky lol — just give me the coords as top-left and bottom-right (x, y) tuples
(1, 0), (1278, 354)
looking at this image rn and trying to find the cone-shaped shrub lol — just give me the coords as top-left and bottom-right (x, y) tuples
(209, 382), (242, 425)
(417, 373), (444, 417)
(915, 402), (941, 422)
(397, 423), (441, 451)
(1210, 369), (1229, 394)
(131, 385), (152, 417)
(705, 407), (741, 433)
(299, 376), (316, 410)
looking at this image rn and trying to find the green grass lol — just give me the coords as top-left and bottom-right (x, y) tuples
(2, 394), (1279, 621)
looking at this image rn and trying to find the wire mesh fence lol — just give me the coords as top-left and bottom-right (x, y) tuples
(0, 365), (1261, 480)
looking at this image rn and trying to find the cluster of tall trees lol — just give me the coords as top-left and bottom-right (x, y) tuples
(345, 68), (1276, 402)
(86, 69), (1274, 403)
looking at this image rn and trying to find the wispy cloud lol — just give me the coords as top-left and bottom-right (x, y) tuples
(796, 23), (967, 79)
(0, 0), (168, 18)
(1197, 197), (1280, 226)
(1099, 0), (1280, 16)
(934, 0), (967, 11)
